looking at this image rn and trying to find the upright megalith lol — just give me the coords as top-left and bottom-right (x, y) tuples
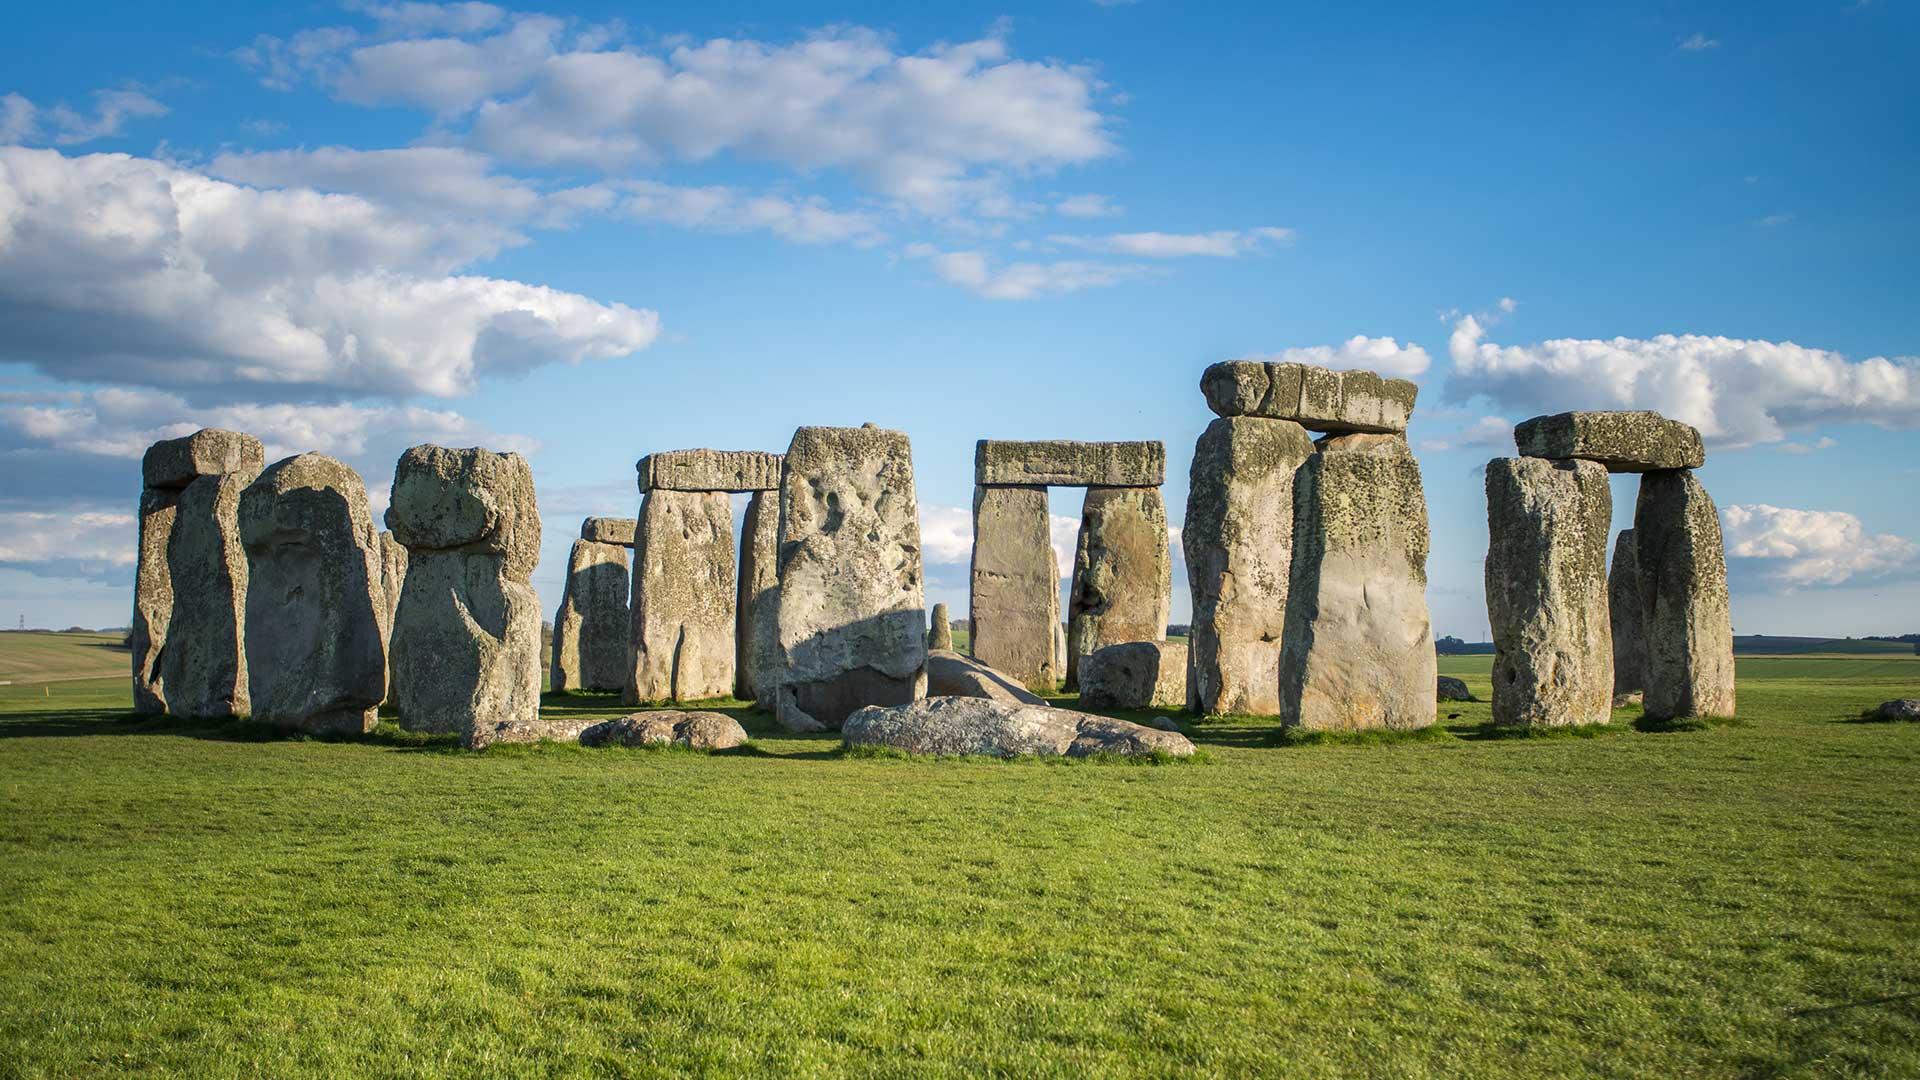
(1484, 457), (1614, 727)
(928, 603), (953, 652)
(385, 445), (544, 748)
(735, 490), (781, 703)
(375, 530), (407, 705)
(1280, 433), (1435, 731)
(132, 428), (264, 718)
(774, 424), (927, 731)
(239, 453), (387, 734)
(552, 519), (632, 694)
(969, 484), (1060, 689)
(628, 490), (735, 703)
(1634, 471), (1735, 720)
(1066, 486), (1171, 688)
(1609, 529), (1646, 701)
(1183, 415), (1314, 715)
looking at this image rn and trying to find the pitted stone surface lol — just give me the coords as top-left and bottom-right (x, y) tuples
(928, 603), (953, 652)
(142, 428), (266, 491)
(239, 453), (387, 735)
(386, 445), (540, 576)
(775, 425), (927, 731)
(551, 538), (631, 693)
(1514, 411), (1705, 473)
(1067, 486), (1171, 688)
(157, 469), (258, 719)
(1078, 640), (1188, 711)
(580, 710), (749, 750)
(1634, 471), (1735, 720)
(376, 530), (406, 705)
(1485, 457), (1614, 728)
(1184, 416), (1314, 715)
(969, 484), (1060, 689)
(843, 696), (1194, 758)
(974, 440), (1165, 487)
(1280, 433), (1435, 731)
(1200, 361), (1418, 434)
(637, 449), (782, 492)
(131, 487), (178, 714)
(628, 490), (735, 703)
(1609, 529), (1646, 699)
(927, 649), (1045, 705)
(735, 490), (782, 704)
(581, 517), (637, 546)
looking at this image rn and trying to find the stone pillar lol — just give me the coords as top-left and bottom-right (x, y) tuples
(386, 444), (544, 748)
(969, 484), (1059, 689)
(928, 603), (953, 652)
(239, 453), (388, 735)
(375, 531), (406, 707)
(551, 524), (632, 694)
(775, 425), (927, 731)
(1066, 486), (1171, 689)
(1608, 529), (1645, 701)
(736, 490), (781, 703)
(131, 487), (177, 715)
(1183, 416), (1314, 716)
(1634, 471), (1735, 720)
(628, 490), (736, 703)
(1484, 457), (1613, 727)
(1280, 434), (1435, 731)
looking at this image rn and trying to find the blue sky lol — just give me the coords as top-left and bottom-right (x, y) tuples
(2, 0), (1916, 638)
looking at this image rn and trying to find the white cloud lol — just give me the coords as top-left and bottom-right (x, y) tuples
(1679, 33), (1721, 51)
(1777, 436), (1837, 455)
(0, 90), (169, 146)
(1445, 314), (1920, 448)
(1051, 226), (1292, 257)
(616, 180), (886, 246)
(1721, 504), (1919, 588)
(0, 509), (137, 583)
(1054, 193), (1122, 218)
(1, 94), (37, 143)
(1758, 212), (1794, 227)
(346, 0), (509, 36)
(1051, 513), (1079, 577)
(1246, 335), (1433, 378)
(920, 505), (974, 565)
(1417, 415), (1513, 453)
(208, 145), (567, 223)
(916, 247), (1148, 300)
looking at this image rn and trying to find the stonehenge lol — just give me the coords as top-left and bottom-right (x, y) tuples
(928, 603), (953, 651)
(1608, 530), (1645, 702)
(1201, 361), (1417, 434)
(1634, 470), (1736, 720)
(551, 518), (633, 693)
(843, 696), (1195, 759)
(1079, 641), (1188, 711)
(1067, 485), (1173, 687)
(1515, 411), (1705, 473)
(968, 484), (1061, 688)
(736, 491), (782, 703)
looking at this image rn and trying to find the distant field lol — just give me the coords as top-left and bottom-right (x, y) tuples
(1735, 635), (1917, 656)
(0, 631), (127, 685)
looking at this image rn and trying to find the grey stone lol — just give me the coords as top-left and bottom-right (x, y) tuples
(774, 425), (927, 731)
(1066, 486), (1171, 688)
(1609, 529), (1646, 699)
(142, 428), (266, 491)
(628, 489), (735, 703)
(1183, 416), (1315, 715)
(1514, 411), (1706, 473)
(579, 710), (750, 749)
(926, 649), (1045, 705)
(551, 538), (631, 693)
(1078, 641), (1188, 710)
(1485, 457), (1614, 728)
(968, 484), (1060, 689)
(581, 517), (637, 546)
(385, 445), (543, 748)
(843, 696), (1194, 758)
(1200, 361), (1418, 434)
(1280, 433), (1436, 731)
(1871, 699), (1920, 721)
(376, 531), (406, 706)
(1634, 471), (1736, 720)
(636, 449), (782, 492)
(239, 453), (387, 735)
(157, 470), (257, 718)
(928, 603), (953, 652)
(1437, 675), (1473, 702)
(735, 490), (781, 703)
(131, 486), (177, 714)
(1612, 691), (1643, 708)
(974, 440), (1165, 487)
(1150, 716), (1181, 732)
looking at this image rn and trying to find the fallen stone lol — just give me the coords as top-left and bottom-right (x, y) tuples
(1437, 676), (1473, 702)
(579, 710), (750, 750)
(974, 440), (1165, 487)
(1634, 471), (1736, 720)
(628, 489), (735, 703)
(927, 649), (1045, 705)
(1870, 699), (1920, 721)
(551, 537), (631, 693)
(928, 603), (953, 652)
(843, 696), (1194, 758)
(581, 517), (637, 546)
(735, 490), (781, 704)
(1514, 411), (1705, 473)
(1200, 361), (1418, 434)
(142, 428), (266, 491)
(1150, 716), (1181, 732)
(1067, 486), (1172, 688)
(636, 449), (782, 492)
(969, 484), (1060, 689)
(1609, 529), (1646, 699)
(1078, 640), (1188, 710)
(1612, 691), (1644, 708)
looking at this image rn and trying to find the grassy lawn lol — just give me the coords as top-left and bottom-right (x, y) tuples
(0, 639), (1916, 1076)
(0, 631), (127, 685)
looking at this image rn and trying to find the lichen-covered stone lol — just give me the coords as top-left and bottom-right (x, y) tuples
(1634, 471), (1735, 720)
(581, 517), (637, 546)
(579, 710), (749, 750)
(636, 449), (782, 492)
(926, 649), (1045, 705)
(735, 490), (781, 704)
(376, 530), (406, 706)
(969, 484), (1060, 689)
(928, 603), (953, 651)
(142, 428), (266, 491)
(1280, 433), (1435, 731)
(1067, 486), (1171, 688)
(1200, 361), (1418, 434)
(551, 538), (630, 693)
(1609, 529), (1646, 699)
(157, 470), (257, 718)
(1514, 411), (1706, 473)
(386, 445), (541, 577)
(774, 425), (927, 731)
(1484, 457), (1614, 728)
(239, 453), (387, 734)
(1183, 416), (1314, 715)
(843, 696), (1194, 758)
(1078, 640), (1187, 710)
(628, 489), (735, 703)
(974, 440), (1165, 487)
(131, 487), (178, 714)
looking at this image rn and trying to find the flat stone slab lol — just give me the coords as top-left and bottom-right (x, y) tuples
(843, 696), (1194, 758)
(1514, 411), (1705, 472)
(975, 440), (1165, 487)
(1201, 361), (1417, 433)
(581, 517), (636, 545)
(927, 649), (1045, 705)
(142, 428), (265, 491)
(579, 711), (749, 750)
(636, 449), (783, 492)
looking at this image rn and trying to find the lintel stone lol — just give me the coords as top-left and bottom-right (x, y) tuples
(974, 440), (1165, 487)
(581, 516), (636, 545)
(1514, 411), (1705, 473)
(1200, 361), (1417, 433)
(636, 449), (782, 492)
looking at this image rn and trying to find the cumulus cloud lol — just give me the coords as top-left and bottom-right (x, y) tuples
(207, 145), (600, 225)
(0, 89), (169, 146)
(920, 505), (974, 565)
(1247, 334), (1432, 378)
(909, 245), (1148, 300)
(1446, 314), (1920, 448)
(1051, 226), (1292, 257)
(1721, 504), (1919, 588)
(616, 180), (886, 246)
(0, 508), (137, 584)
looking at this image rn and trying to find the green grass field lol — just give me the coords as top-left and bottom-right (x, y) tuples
(1, 634), (1916, 1077)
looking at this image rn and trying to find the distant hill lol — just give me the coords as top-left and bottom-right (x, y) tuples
(1734, 635), (1917, 656)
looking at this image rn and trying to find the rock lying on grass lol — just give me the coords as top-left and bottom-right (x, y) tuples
(579, 711), (749, 750)
(1871, 699), (1920, 722)
(843, 696), (1195, 759)
(926, 649), (1044, 705)
(1437, 676), (1473, 702)
(1079, 640), (1187, 710)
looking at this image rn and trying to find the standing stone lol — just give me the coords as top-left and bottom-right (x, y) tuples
(376, 531), (406, 706)
(735, 490), (782, 703)
(131, 487), (178, 714)
(774, 425), (927, 731)
(1634, 471), (1736, 720)
(969, 485), (1060, 689)
(238, 453), (387, 735)
(1066, 486), (1171, 689)
(1183, 416), (1314, 715)
(928, 603), (953, 652)
(1484, 457), (1614, 728)
(1280, 434), (1435, 731)
(385, 445), (544, 748)
(551, 537), (631, 693)
(1609, 529), (1646, 701)
(628, 489), (736, 703)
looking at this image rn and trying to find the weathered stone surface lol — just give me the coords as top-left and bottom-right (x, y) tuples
(1078, 641), (1188, 710)
(551, 538), (631, 693)
(1485, 457), (1614, 728)
(1437, 676), (1473, 702)
(239, 453), (386, 735)
(142, 428), (266, 491)
(974, 440), (1165, 487)
(1280, 433), (1435, 731)
(843, 696), (1194, 758)
(131, 487), (178, 714)
(735, 490), (781, 704)
(628, 489), (735, 703)
(1066, 486), (1171, 688)
(1634, 471), (1735, 720)
(376, 530), (406, 706)
(579, 710), (749, 749)
(637, 449), (782, 492)
(1183, 416), (1314, 715)
(1514, 411), (1705, 473)
(928, 603), (953, 651)
(581, 517), (636, 546)
(157, 470), (257, 718)
(926, 649), (1045, 705)
(1609, 529), (1645, 699)
(969, 484), (1060, 689)
(384, 445), (542, 747)
(1200, 361), (1418, 434)
(775, 425), (927, 731)
(1871, 699), (1920, 721)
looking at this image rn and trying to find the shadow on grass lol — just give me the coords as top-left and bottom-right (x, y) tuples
(835, 743), (1206, 766)
(1844, 706), (1919, 724)
(1448, 720), (1624, 742)
(1632, 714), (1747, 734)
